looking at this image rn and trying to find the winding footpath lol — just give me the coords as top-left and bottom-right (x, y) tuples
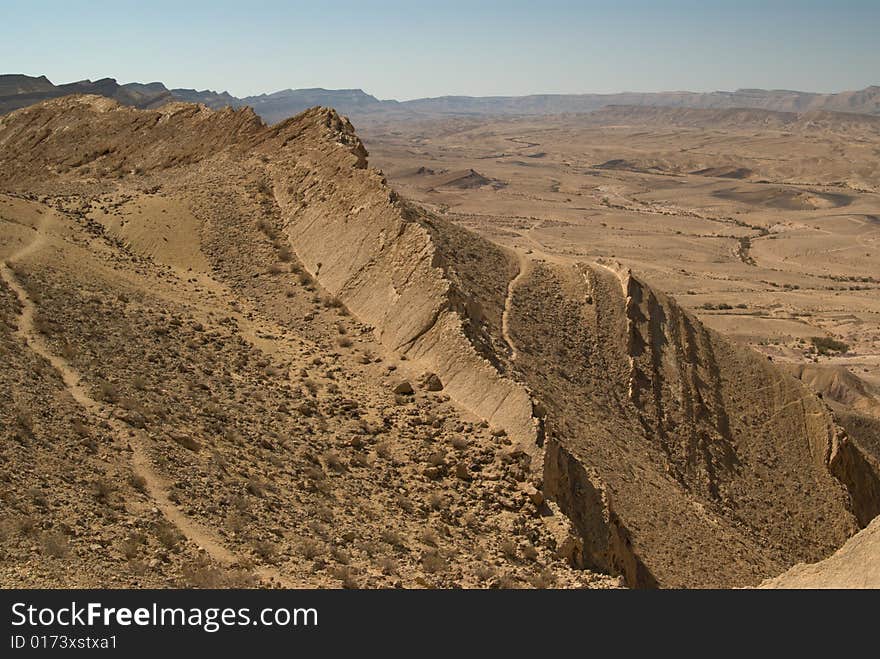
(1, 217), (293, 587)
(501, 249), (531, 361)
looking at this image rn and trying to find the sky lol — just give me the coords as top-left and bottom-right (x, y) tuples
(3, 0), (878, 100)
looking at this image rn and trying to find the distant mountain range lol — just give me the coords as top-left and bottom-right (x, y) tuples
(2, 74), (878, 123)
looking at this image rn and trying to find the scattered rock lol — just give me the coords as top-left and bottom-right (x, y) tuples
(393, 380), (414, 395)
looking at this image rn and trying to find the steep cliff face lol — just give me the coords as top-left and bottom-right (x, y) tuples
(263, 109), (540, 459)
(507, 261), (872, 587)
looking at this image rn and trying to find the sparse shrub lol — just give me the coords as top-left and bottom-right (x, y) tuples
(500, 539), (518, 560)
(98, 381), (119, 403)
(181, 559), (225, 588)
(350, 451), (370, 468)
(299, 538), (323, 560)
(419, 528), (439, 547)
(331, 547), (350, 565)
(268, 263), (287, 275)
(376, 442), (393, 461)
(128, 474), (148, 493)
(323, 451), (345, 472)
(119, 533), (146, 560)
(33, 314), (53, 335)
(15, 516), (38, 536)
(528, 568), (557, 589)
(246, 478), (267, 497)
(170, 434), (201, 452)
(26, 486), (47, 508)
(462, 512), (478, 530)
(394, 493), (414, 514)
(41, 530), (70, 558)
(811, 336), (849, 355)
(378, 556), (398, 575)
(92, 478), (114, 504)
(277, 246), (294, 262)
(336, 336), (352, 348)
(421, 549), (447, 574)
(331, 566), (358, 589)
(225, 511), (248, 535)
(154, 520), (183, 550)
(381, 529), (403, 548)
(427, 492), (444, 510)
(253, 540), (277, 562)
(496, 573), (520, 589)
(474, 563), (496, 582)
(15, 407), (34, 433)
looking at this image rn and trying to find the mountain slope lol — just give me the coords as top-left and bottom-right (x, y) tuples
(0, 96), (876, 588)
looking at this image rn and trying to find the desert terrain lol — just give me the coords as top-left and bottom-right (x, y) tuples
(362, 107), (880, 402)
(0, 95), (877, 589)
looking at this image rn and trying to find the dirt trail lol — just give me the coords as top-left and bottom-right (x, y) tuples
(1, 223), (296, 588)
(501, 249), (531, 361)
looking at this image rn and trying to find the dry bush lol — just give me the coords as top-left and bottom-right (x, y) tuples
(14, 515), (38, 536)
(119, 533), (146, 560)
(427, 492), (444, 511)
(394, 493), (414, 514)
(496, 573), (520, 589)
(154, 520), (183, 550)
(421, 549), (447, 574)
(376, 442), (393, 460)
(92, 478), (114, 504)
(322, 451), (345, 473)
(331, 547), (350, 565)
(299, 538), (323, 560)
(330, 566), (359, 589)
(381, 529), (403, 548)
(474, 563), (496, 582)
(528, 568), (557, 589)
(97, 381), (119, 403)
(41, 530), (70, 559)
(181, 558), (225, 588)
(500, 539), (518, 560)
(419, 528), (439, 547)
(14, 407), (34, 433)
(253, 540), (277, 562)
(225, 511), (249, 535)
(378, 556), (398, 576)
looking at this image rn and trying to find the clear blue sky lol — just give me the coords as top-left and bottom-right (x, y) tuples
(3, 0), (878, 100)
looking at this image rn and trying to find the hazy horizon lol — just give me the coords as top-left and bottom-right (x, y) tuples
(4, 0), (878, 101)
(8, 73), (880, 103)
